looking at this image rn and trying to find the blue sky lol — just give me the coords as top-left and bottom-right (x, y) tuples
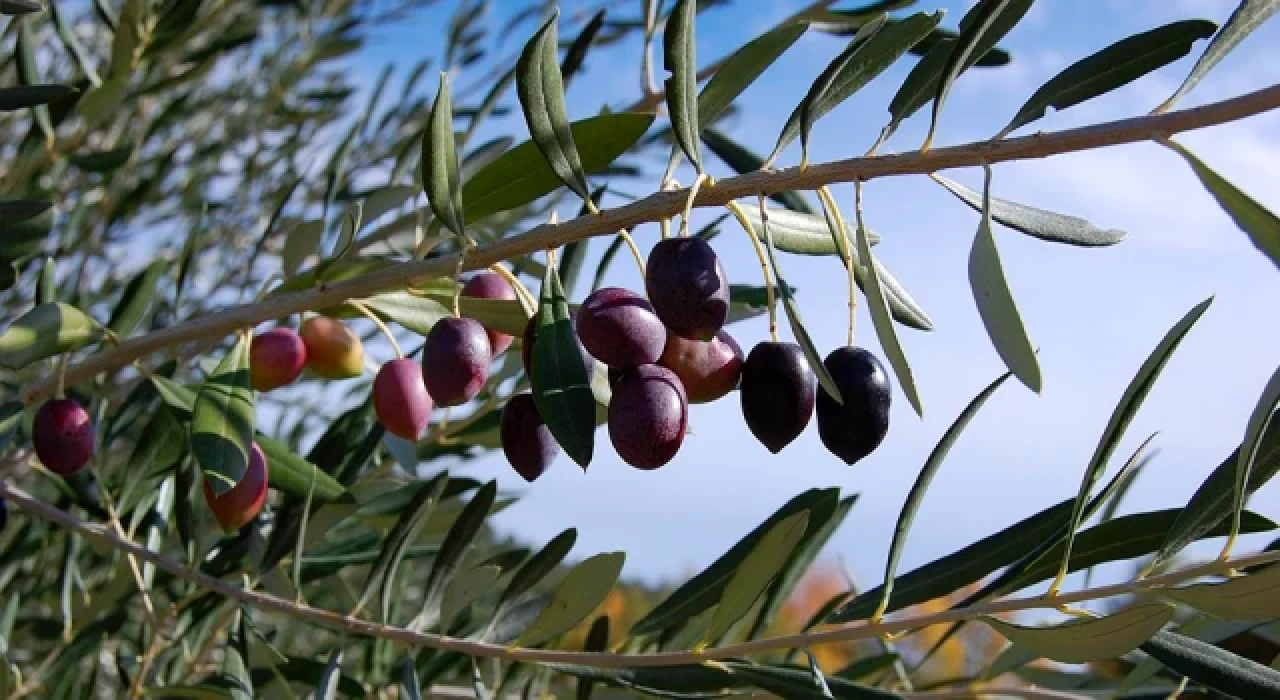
(349, 0), (1280, 593)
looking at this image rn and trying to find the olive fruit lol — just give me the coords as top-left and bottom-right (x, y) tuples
(249, 327), (308, 391)
(658, 329), (743, 404)
(462, 271), (519, 356)
(423, 317), (492, 407)
(645, 237), (729, 341)
(0, 497), (6, 532)
(576, 287), (666, 368)
(202, 441), (269, 533)
(299, 316), (365, 379)
(373, 358), (434, 441)
(33, 398), (95, 475)
(500, 393), (559, 482)
(608, 364), (688, 470)
(816, 346), (891, 465)
(738, 341), (816, 453)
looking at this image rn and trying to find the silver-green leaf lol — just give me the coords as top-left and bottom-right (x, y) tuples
(516, 9), (591, 200)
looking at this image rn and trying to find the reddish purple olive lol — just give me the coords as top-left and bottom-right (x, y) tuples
(250, 327), (308, 391)
(658, 329), (743, 404)
(462, 271), (519, 356)
(33, 398), (95, 476)
(521, 311), (596, 378)
(816, 346), (891, 466)
(202, 441), (269, 534)
(645, 237), (730, 341)
(500, 393), (560, 482)
(373, 358), (434, 441)
(423, 317), (492, 407)
(576, 287), (666, 368)
(608, 364), (688, 470)
(739, 341), (815, 453)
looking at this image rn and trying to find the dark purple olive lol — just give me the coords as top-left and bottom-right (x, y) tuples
(658, 329), (743, 404)
(500, 393), (560, 482)
(575, 287), (666, 368)
(373, 358), (434, 441)
(608, 364), (688, 470)
(816, 346), (891, 465)
(423, 317), (492, 407)
(739, 341), (815, 453)
(521, 311), (596, 378)
(645, 237), (730, 341)
(462, 271), (519, 356)
(33, 398), (95, 475)
(0, 497), (6, 532)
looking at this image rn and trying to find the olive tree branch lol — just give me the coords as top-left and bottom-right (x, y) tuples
(3, 479), (1277, 671)
(21, 81), (1280, 405)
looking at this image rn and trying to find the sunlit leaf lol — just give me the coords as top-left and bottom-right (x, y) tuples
(664, 0), (702, 173)
(1164, 562), (1280, 620)
(855, 201), (924, 416)
(424, 72), (466, 238)
(191, 334), (256, 497)
(932, 174), (1126, 247)
(516, 9), (591, 200)
(985, 603), (1175, 664)
(0, 302), (102, 371)
(702, 511), (809, 645)
(514, 551), (625, 647)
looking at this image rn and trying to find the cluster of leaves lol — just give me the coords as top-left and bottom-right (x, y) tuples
(1, 0), (1280, 698)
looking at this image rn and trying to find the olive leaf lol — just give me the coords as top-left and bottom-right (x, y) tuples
(968, 167), (1042, 393)
(698, 22), (807, 128)
(0, 85), (78, 112)
(854, 199), (924, 417)
(0, 0), (44, 16)
(1163, 561), (1280, 620)
(15, 17), (53, 145)
(875, 370), (1012, 617)
(354, 473), (449, 624)
(190, 333), (256, 497)
(107, 260), (167, 337)
(1156, 0), (1280, 113)
(927, 0), (1035, 147)
(997, 19), (1217, 139)
(758, 202), (844, 405)
(411, 480), (497, 632)
(772, 11), (942, 165)
(932, 174), (1127, 247)
(701, 511), (810, 646)
(1227, 364), (1280, 552)
(516, 9), (591, 201)
(513, 551), (625, 648)
(1140, 628), (1280, 699)
(1053, 297), (1212, 588)
(530, 256), (596, 468)
(664, 0), (701, 173)
(424, 72), (466, 238)
(1163, 138), (1280, 270)
(984, 603), (1175, 665)
(0, 302), (103, 371)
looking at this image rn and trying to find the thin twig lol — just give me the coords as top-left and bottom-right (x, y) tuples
(3, 479), (1277, 670)
(20, 82), (1280, 405)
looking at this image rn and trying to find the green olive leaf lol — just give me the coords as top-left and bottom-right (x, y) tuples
(191, 333), (256, 497)
(1140, 628), (1280, 700)
(701, 511), (810, 646)
(998, 20), (1217, 139)
(1163, 562), (1280, 620)
(1156, 0), (1280, 113)
(984, 603), (1175, 665)
(968, 167), (1041, 393)
(0, 302), (103, 371)
(530, 256), (596, 468)
(663, 0), (701, 173)
(516, 9), (591, 201)
(932, 174), (1127, 247)
(424, 72), (466, 238)
(853, 198), (924, 416)
(513, 551), (625, 648)
(1163, 138), (1280, 271)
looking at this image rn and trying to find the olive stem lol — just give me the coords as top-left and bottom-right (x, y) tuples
(23, 82), (1280, 405)
(618, 230), (647, 279)
(431, 390), (504, 446)
(347, 300), (402, 360)
(449, 238), (476, 319)
(679, 174), (711, 238)
(88, 465), (162, 632)
(723, 200), (777, 341)
(4, 473), (1279, 672)
(817, 186), (857, 348)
